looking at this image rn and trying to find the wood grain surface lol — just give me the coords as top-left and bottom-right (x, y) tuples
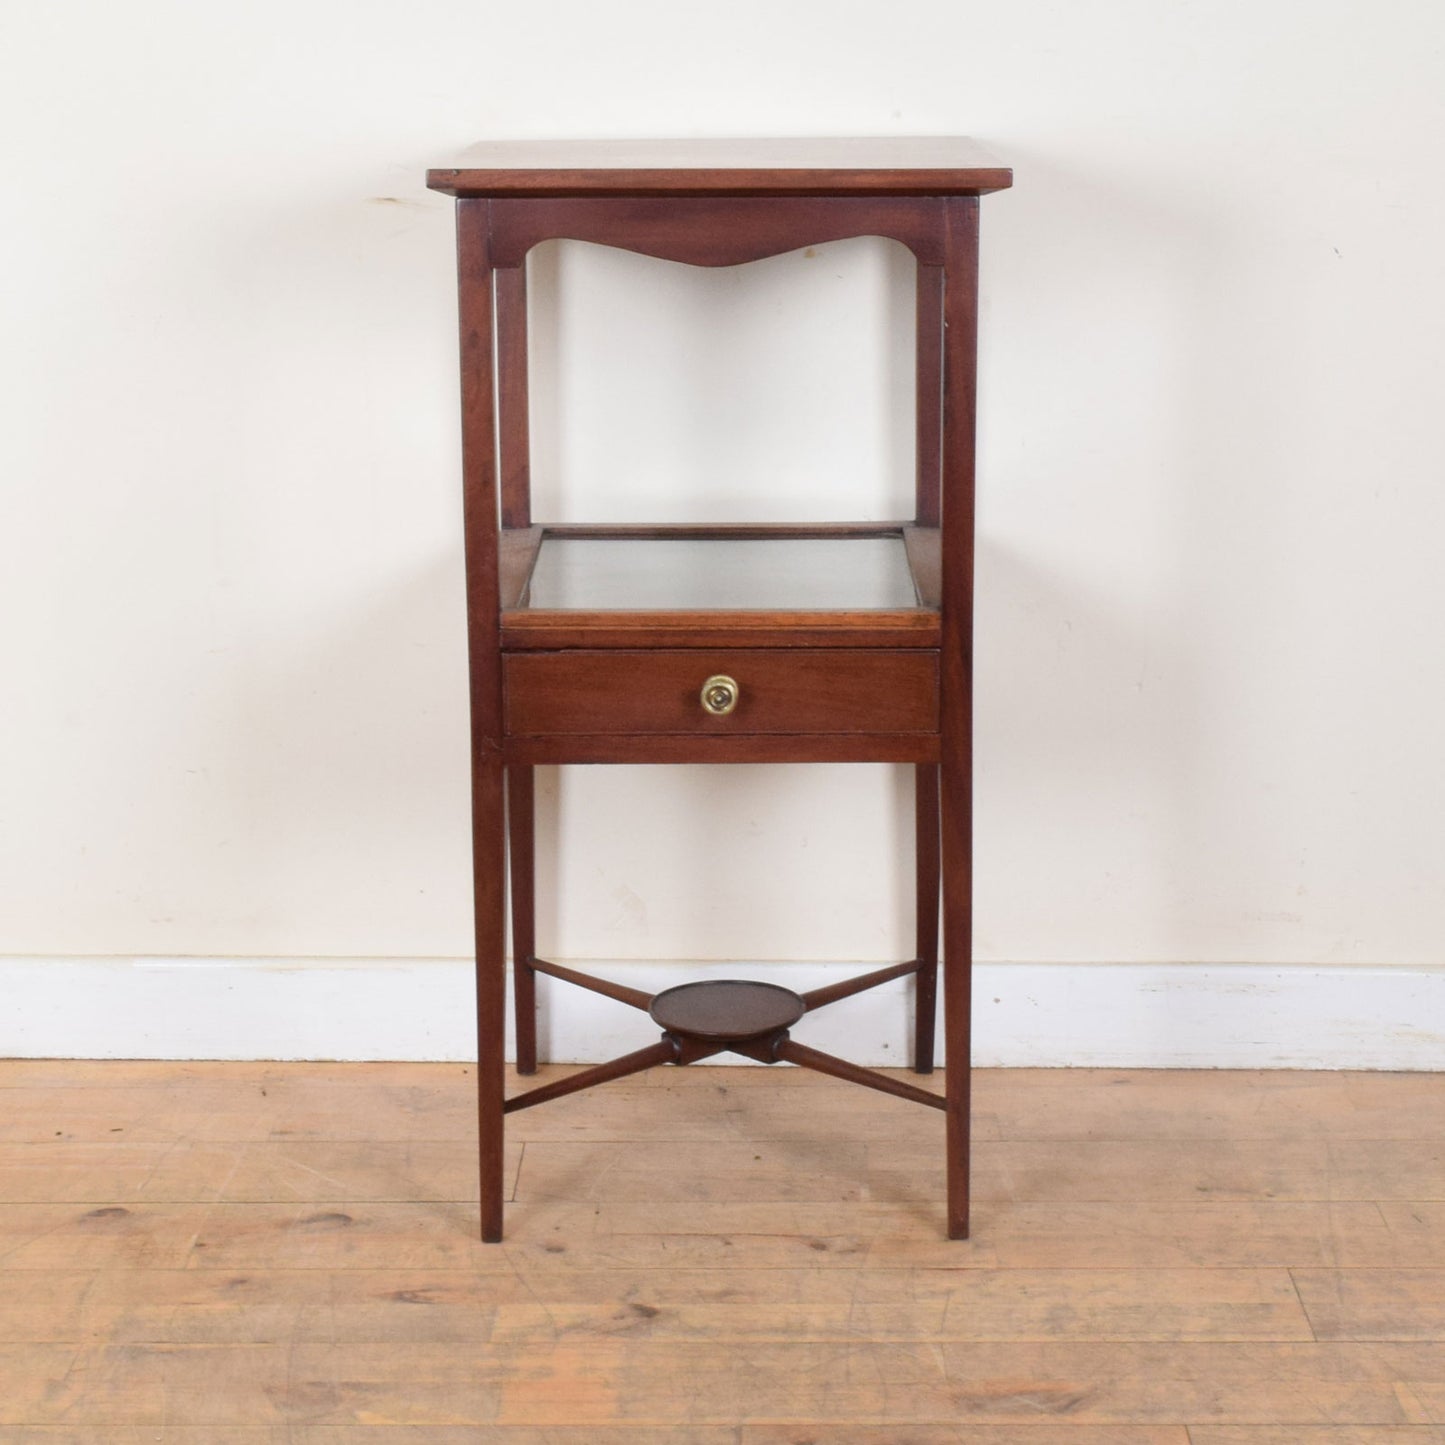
(426, 136), (1013, 198)
(1, 1062), (1443, 1435)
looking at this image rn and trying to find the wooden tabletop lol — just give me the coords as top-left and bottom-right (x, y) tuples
(427, 137), (1011, 198)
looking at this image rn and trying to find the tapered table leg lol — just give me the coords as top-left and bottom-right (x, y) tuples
(940, 737), (973, 1239)
(457, 198), (507, 1242)
(914, 254), (945, 1080)
(940, 195), (979, 1240)
(914, 763), (941, 1074)
(472, 757), (507, 1243)
(508, 766), (538, 1075)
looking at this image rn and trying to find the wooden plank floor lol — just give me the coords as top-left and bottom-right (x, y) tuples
(0, 1061), (1443, 1442)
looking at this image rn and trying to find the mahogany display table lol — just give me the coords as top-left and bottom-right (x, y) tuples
(427, 139), (1012, 1240)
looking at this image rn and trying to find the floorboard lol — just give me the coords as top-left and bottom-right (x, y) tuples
(0, 1062), (1441, 1435)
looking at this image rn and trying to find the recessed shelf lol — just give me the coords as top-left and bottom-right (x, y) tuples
(526, 534), (919, 612)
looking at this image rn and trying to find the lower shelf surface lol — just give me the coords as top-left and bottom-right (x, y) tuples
(648, 979), (807, 1043)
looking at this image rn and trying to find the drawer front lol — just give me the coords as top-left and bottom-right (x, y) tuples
(505, 649), (939, 737)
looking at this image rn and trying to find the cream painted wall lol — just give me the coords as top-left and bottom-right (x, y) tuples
(3, 2), (1444, 998)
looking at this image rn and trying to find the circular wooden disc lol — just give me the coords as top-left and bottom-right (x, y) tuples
(649, 980), (806, 1043)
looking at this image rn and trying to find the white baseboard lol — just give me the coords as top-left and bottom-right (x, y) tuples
(2, 957), (1441, 1069)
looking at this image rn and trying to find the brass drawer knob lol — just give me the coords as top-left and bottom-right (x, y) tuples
(700, 674), (740, 716)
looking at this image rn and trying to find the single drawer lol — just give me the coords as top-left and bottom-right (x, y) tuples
(504, 649), (939, 736)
